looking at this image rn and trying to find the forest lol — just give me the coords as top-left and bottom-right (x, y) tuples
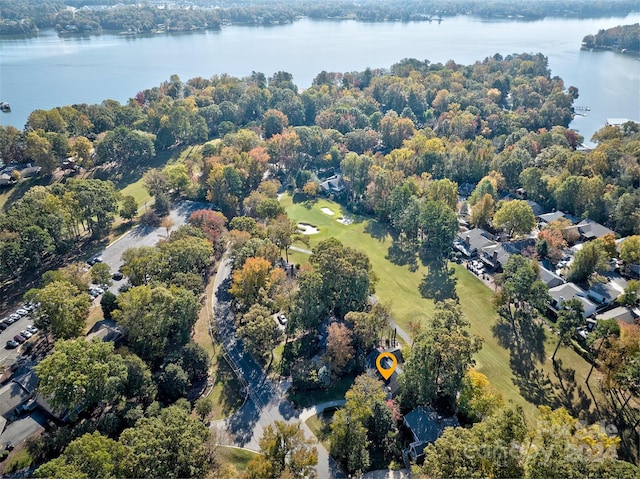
(583, 23), (640, 53)
(1, 0), (639, 35)
(0, 52), (639, 477)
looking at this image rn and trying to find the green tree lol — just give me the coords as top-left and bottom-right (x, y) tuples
(238, 303), (282, 365)
(25, 280), (90, 341)
(119, 195), (138, 221)
(25, 131), (57, 174)
(618, 279), (640, 307)
(245, 421), (318, 479)
(620, 235), (640, 265)
(119, 404), (216, 479)
(567, 241), (609, 283)
(493, 199), (536, 237)
(400, 300), (482, 408)
(552, 298), (584, 362)
(420, 200), (459, 261)
(345, 302), (390, 350)
(267, 214), (298, 263)
(34, 432), (126, 479)
(113, 285), (199, 363)
(34, 339), (127, 417)
(67, 179), (120, 237)
(470, 193), (495, 229)
(194, 396), (214, 422)
(91, 262), (112, 287)
(95, 126), (155, 167)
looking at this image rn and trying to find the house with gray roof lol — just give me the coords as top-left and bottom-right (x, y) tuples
(596, 306), (639, 325)
(576, 219), (615, 241)
(588, 281), (623, 306)
(548, 283), (597, 318)
(454, 228), (495, 258)
(319, 174), (345, 194)
(404, 406), (459, 462)
(539, 266), (565, 288)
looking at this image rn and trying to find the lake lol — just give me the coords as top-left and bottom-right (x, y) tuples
(1, 14), (639, 143)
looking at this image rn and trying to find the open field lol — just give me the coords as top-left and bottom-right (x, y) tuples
(281, 193), (607, 423)
(217, 446), (259, 472)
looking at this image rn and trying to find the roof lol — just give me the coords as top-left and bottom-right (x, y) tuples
(526, 200), (546, 217)
(454, 228), (495, 256)
(319, 174), (345, 192)
(0, 370), (38, 417)
(539, 266), (565, 288)
(537, 210), (578, 224)
(596, 306), (637, 324)
(576, 219), (615, 240)
(588, 282), (622, 303)
(548, 282), (597, 317)
(403, 406), (459, 444)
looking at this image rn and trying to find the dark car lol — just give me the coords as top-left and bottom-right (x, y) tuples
(13, 334), (26, 344)
(112, 271), (123, 281)
(0, 322), (7, 331)
(5, 340), (19, 349)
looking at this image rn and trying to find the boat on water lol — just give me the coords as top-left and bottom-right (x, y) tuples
(0, 102), (10, 112)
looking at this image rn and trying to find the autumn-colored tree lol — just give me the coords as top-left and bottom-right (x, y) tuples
(188, 209), (228, 256)
(620, 235), (640, 265)
(597, 232), (618, 259)
(470, 193), (495, 228)
(458, 370), (505, 422)
(229, 256), (272, 311)
(323, 322), (354, 376)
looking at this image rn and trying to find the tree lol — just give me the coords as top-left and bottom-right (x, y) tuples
(66, 179), (120, 237)
(400, 300), (482, 408)
(157, 363), (190, 403)
(567, 240), (609, 283)
(91, 262), (112, 287)
(244, 421), (317, 479)
(34, 339), (127, 417)
(25, 131), (56, 174)
(330, 375), (397, 475)
(229, 256), (273, 311)
(323, 322), (354, 376)
(238, 303), (283, 365)
(620, 235), (640, 265)
(119, 404), (216, 479)
(470, 193), (495, 228)
(492, 199), (536, 237)
(113, 285), (199, 363)
(268, 214), (298, 263)
(457, 370), (505, 423)
(72, 136), (93, 166)
(120, 195), (138, 221)
(618, 279), (640, 307)
(420, 200), (459, 262)
(95, 126), (155, 167)
(188, 209), (228, 256)
(552, 298), (584, 362)
(498, 255), (550, 322)
(417, 406), (527, 479)
(194, 396), (214, 422)
(345, 302), (390, 350)
(597, 232), (617, 259)
(25, 280), (90, 341)
(262, 109), (289, 139)
(34, 432), (126, 479)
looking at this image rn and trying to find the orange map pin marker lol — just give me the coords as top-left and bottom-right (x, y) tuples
(376, 352), (397, 380)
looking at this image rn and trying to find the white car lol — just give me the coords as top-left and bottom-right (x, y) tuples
(26, 325), (38, 334)
(19, 330), (33, 339)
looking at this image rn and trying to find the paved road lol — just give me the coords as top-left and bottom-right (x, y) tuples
(0, 315), (38, 368)
(211, 256), (346, 478)
(0, 411), (47, 446)
(100, 200), (210, 293)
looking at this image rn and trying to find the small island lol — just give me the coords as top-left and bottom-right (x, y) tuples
(582, 23), (640, 55)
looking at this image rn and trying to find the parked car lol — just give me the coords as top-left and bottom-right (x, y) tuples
(26, 325), (38, 334)
(13, 334), (26, 344)
(112, 272), (123, 281)
(16, 309), (29, 316)
(5, 340), (18, 349)
(9, 313), (20, 321)
(19, 330), (32, 339)
(4, 316), (16, 325)
(0, 322), (7, 331)
(277, 314), (288, 325)
(14, 398), (37, 415)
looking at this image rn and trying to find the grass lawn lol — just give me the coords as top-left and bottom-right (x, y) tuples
(305, 409), (337, 451)
(218, 446), (259, 472)
(281, 193), (604, 423)
(289, 375), (355, 408)
(1, 447), (33, 475)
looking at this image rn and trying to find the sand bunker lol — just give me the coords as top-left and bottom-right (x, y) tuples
(297, 223), (319, 235)
(336, 217), (353, 225)
(321, 207), (335, 215)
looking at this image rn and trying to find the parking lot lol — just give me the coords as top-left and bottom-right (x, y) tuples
(0, 306), (38, 368)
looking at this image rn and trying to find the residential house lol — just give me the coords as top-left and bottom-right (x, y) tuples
(404, 406), (459, 462)
(587, 281), (623, 306)
(319, 174), (345, 194)
(537, 210), (579, 227)
(366, 347), (404, 397)
(548, 283), (598, 318)
(574, 219), (615, 242)
(0, 368), (39, 436)
(454, 228), (495, 258)
(596, 306), (639, 326)
(526, 200), (545, 217)
(539, 266), (565, 288)
(480, 239), (534, 272)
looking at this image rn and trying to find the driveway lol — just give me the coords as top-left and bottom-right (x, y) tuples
(211, 256), (347, 478)
(0, 410), (47, 447)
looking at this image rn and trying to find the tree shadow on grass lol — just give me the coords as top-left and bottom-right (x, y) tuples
(363, 220), (391, 242)
(552, 359), (595, 422)
(419, 260), (458, 302)
(213, 352), (245, 418)
(385, 239), (418, 271)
